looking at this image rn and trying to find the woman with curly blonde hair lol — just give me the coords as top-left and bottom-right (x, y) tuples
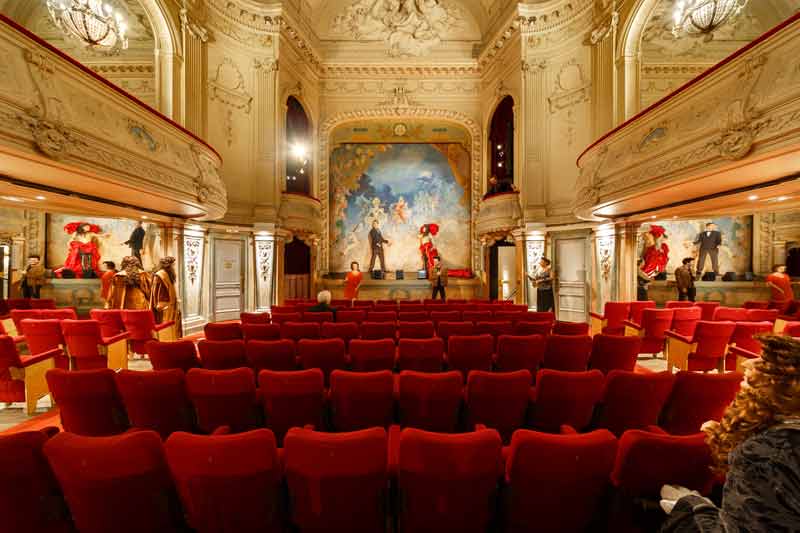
(660, 335), (800, 532)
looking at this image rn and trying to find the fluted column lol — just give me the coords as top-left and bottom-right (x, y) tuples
(615, 222), (640, 302)
(180, 9), (208, 136)
(524, 225), (546, 309)
(592, 224), (616, 312)
(179, 224), (209, 334)
(252, 58), (280, 221)
(519, 58), (548, 220)
(273, 230), (289, 306)
(589, 12), (618, 139)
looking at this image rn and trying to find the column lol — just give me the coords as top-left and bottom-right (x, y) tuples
(773, 241), (788, 268)
(273, 230), (289, 306)
(589, 12), (618, 139)
(618, 53), (640, 123)
(593, 224), (617, 312)
(511, 229), (526, 304)
(524, 225), (546, 309)
(615, 222), (641, 302)
(253, 224), (276, 312)
(252, 58), (280, 220)
(181, 225), (209, 334)
(519, 58), (548, 219)
(180, 9), (209, 136)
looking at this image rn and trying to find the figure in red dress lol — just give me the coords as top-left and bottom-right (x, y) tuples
(641, 224), (669, 277)
(418, 223), (439, 276)
(62, 222), (103, 278)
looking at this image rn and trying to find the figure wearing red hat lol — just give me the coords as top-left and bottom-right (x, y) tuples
(419, 223), (439, 277)
(641, 224), (669, 278)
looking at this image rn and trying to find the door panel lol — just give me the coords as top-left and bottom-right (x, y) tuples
(213, 239), (244, 321)
(556, 238), (588, 323)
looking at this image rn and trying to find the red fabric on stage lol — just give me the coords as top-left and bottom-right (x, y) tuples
(447, 269), (472, 278)
(63, 240), (101, 278)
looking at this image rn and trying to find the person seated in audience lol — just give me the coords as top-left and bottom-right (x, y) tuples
(659, 335), (800, 532)
(308, 290), (337, 319)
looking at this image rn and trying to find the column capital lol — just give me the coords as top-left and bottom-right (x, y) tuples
(180, 8), (209, 43)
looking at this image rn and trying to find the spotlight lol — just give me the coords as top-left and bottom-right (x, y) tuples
(290, 143), (308, 160)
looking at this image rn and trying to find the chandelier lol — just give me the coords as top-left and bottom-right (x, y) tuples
(671, 0), (749, 41)
(46, 0), (128, 55)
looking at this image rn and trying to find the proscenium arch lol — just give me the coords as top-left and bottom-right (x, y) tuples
(617, 0), (661, 121)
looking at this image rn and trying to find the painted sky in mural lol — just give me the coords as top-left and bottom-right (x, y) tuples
(330, 143), (470, 272)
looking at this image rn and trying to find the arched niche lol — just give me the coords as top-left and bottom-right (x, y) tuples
(487, 95), (514, 191)
(285, 96), (312, 195)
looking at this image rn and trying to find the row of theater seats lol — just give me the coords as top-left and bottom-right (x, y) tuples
(44, 365), (740, 445)
(256, 308), (548, 324)
(1, 421), (715, 533)
(0, 297), (59, 315)
(282, 297), (519, 307)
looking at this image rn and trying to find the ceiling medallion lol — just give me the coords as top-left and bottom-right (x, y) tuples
(671, 0), (749, 42)
(46, 0), (129, 55)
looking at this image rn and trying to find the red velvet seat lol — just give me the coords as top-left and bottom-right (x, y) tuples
(241, 323), (282, 341)
(90, 308), (126, 337)
(320, 321), (360, 349)
(284, 427), (388, 532)
(329, 370), (394, 431)
(437, 321), (474, 346)
(259, 369), (325, 443)
(397, 337), (445, 372)
(0, 335), (59, 414)
(246, 339), (297, 372)
(271, 305), (298, 314)
(296, 338), (347, 385)
(398, 320), (435, 339)
(41, 308), (78, 321)
(669, 306), (702, 337)
(542, 334), (592, 372)
(360, 321), (396, 341)
(493, 310), (527, 322)
(367, 310), (397, 322)
(349, 338), (396, 372)
(462, 310), (492, 322)
(45, 368), (128, 436)
(785, 321), (800, 337)
(61, 319), (129, 370)
(665, 301), (696, 309)
(503, 429), (618, 533)
(726, 321), (772, 369)
(494, 334), (546, 376)
(712, 306), (749, 322)
(9, 309), (44, 335)
(551, 320), (590, 335)
(474, 320), (515, 342)
(398, 303), (425, 311)
(270, 312), (302, 324)
(529, 369), (604, 433)
(0, 429), (72, 533)
(43, 430), (183, 533)
(203, 322), (243, 341)
(623, 308), (674, 356)
(743, 300), (770, 309)
(429, 310), (460, 327)
(240, 311), (271, 324)
(658, 371), (742, 435)
(397, 370), (463, 432)
(122, 309), (175, 352)
(695, 301), (720, 321)
(588, 334), (642, 374)
(115, 369), (193, 439)
(745, 308), (779, 322)
(396, 427), (503, 533)
(186, 368), (260, 434)
(280, 321), (320, 341)
(514, 320), (552, 336)
(446, 334), (494, 381)
(589, 302), (631, 336)
(146, 340), (201, 372)
(628, 301), (656, 325)
(524, 311), (556, 324)
(352, 300), (374, 308)
(466, 370), (531, 443)
(665, 320), (737, 372)
(164, 429), (283, 533)
(29, 299), (56, 309)
(336, 309), (366, 323)
(596, 370), (675, 436)
(197, 339), (248, 370)
(398, 311), (429, 322)
(20, 318), (69, 369)
(377, 299), (397, 306)
(302, 311), (334, 324)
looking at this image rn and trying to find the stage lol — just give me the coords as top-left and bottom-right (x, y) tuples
(40, 278), (104, 316)
(646, 280), (775, 307)
(319, 275), (482, 301)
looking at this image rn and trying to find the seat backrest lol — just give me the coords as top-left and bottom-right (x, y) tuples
(0, 335), (23, 372)
(524, 311), (555, 324)
(462, 310), (492, 322)
(505, 429), (618, 533)
(45, 368), (127, 436)
(729, 321), (773, 353)
(164, 429), (282, 532)
(665, 301), (696, 309)
(692, 321), (736, 358)
(185, 368), (260, 434)
(319, 322), (360, 346)
(712, 306), (749, 322)
(493, 310), (526, 322)
(329, 370), (394, 431)
(146, 340), (200, 372)
(90, 309), (126, 337)
(280, 321), (320, 341)
(628, 301), (656, 325)
(429, 310), (461, 325)
(270, 312), (302, 324)
(659, 371), (742, 435)
(114, 369), (193, 438)
(398, 311), (429, 322)
(542, 334), (593, 372)
(695, 301), (720, 321)
(640, 308), (674, 337)
(597, 370), (675, 436)
(437, 321), (474, 343)
(41, 308), (78, 321)
(349, 338), (396, 372)
(588, 334), (642, 374)
(446, 335), (494, 380)
(474, 320), (515, 339)
(514, 321), (552, 336)
(397, 338), (445, 372)
(284, 427), (388, 532)
(246, 339), (297, 372)
(20, 318), (64, 355)
(121, 309), (157, 340)
(296, 338), (347, 385)
(10, 309), (43, 330)
(494, 334), (546, 375)
(397, 370), (463, 432)
(6, 298), (31, 310)
(43, 430), (180, 533)
(530, 369), (605, 432)
(398, 320), (435, 339)
(360, 321), (397, 341)
(197, 339), (248, 370)
(29, 299), (56, 309)
(366, 310), (397, 322)
(397, 427), (503, 533)
(203, 322), (243, 341)
(551, 321), (590, 335)
(466, 370), (532, 443)
(241, 323), (282, 341)
(743, 300), (770, 309)
(670, 307), (702, 336)
(352, 300), (374, 308)
(603, 302), (631, 330)
(259, 369), (325, 443)
(271, 305), (298, 314)
(745, 308), (779, 322)
(240, 312), (270, 324)
(302, 311), (334, 324)
(336, 309), (366, 323)
(60, 319), (103, 359)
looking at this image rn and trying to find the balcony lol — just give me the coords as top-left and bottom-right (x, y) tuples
(475, 191), (523, 240)
(0, 15), (226, 220)
(575, 13), (800, 221)
(278, 192), (323, 241)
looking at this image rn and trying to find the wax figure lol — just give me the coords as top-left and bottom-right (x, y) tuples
(125, 221), (146, 262)
(368, 221), (390, 272)
(308, 290), (337, 319)
(637, 258), (652, 301)
(344, 261), (363, 300)
(63, 222), (103, 278)
(766, 264), (796, 312)
(419, 223), (439, 276)
(694, 222), (722, 278)
(675, 257), (696, 302)
(100, 261), (117, 302)
(151, 256), (182, 337)
(20, 255), (46, 298)
(529, 258), (555, 312)
(642, 225), (669, 278)
(106, 256), (151, 310)
(430, 256), (448, 300)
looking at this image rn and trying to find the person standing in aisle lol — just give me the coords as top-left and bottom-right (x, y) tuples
(529, 258), (555, 312)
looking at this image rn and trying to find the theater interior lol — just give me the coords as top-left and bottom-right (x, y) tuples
(1, 0), (799, 531)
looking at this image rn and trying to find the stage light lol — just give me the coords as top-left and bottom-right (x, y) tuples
(497, 162), (503, 167)
(290, 143), (308, 160)
(496, 144), (502, 150)
(747, 194), (758, 201)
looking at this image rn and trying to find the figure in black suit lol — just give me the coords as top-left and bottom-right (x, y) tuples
(125, 221), (146, 262)
(368, 220), (390, 272)
(694, 222), (722, 277)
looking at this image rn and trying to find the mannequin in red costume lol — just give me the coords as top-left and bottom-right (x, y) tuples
(63, 222), (103, 278)
(418, 224), (439, 276)
(641, 224), (669, 277)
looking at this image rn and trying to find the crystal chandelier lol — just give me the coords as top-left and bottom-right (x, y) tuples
(46, 0), (128, 55)
(671, 0), (749, 41)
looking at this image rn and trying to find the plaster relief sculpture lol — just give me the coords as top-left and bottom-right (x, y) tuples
(331, 0), (463, 57)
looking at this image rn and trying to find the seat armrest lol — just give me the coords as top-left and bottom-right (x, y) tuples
(588, 312), (605, 320)
(20, 348), (61, 367)
(474, 424), (488, 431)
(559, 425), (578, 435)
(211, 425), (232, 435)
(728, 345), (758, 358)
(664, 330), (692, 343)
(622, 320), (641, 330)
(645, 425), (668, 435)
(40, 426), (60, 439)
(154, 321), (175, 332)
(100, 332), (129, 345)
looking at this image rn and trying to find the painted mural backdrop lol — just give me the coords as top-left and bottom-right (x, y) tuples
(640, 216), (753, 274)
(330, 143), (470, 272)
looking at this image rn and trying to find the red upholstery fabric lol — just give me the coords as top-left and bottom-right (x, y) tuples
(0, 429), (72, 533)
(398, 304), (425, 312)
(745, 308), (779, 322)
(0, 334), (25, 402)
(529, 369), (604, 432)
(429, 310), (460, 326)
(504, 429), (618, 533)
(329, 370), (394, 430)
(366, 310), (397, 322)
(61, 319), (113, 369)
(352, 300), (374, 308)
(466, 370), (532, 443)
(336, 309), (366, 323)
(29, 299), (56, 309)
(246, 339), (297, 372)
(284, 427), (388, 532)
(203, 322), (243, 341)
(743, 300), (770, 309)
(241, 323), (282, 341)
(186, 368), (260, 434)
(551, 321), (590, 336)
(349, 338), (396, 371)
(270, 312), (302, 324)
(659, 371), (742, 435)
(280, 321), (320, 341)
(462, 310), (492, 322)
(589, 334), (641, 374)
(399, 311), (429, 322)
(397, 338), (445, 372)
(360, 321), (397, 341)
(514, 321), (552, 336)
(634, 308), (674, 354)
(302, 311), (334, 324)
(270, 305), (298, 314)
(259, 369), (325, 444)
(197, 339), (248, 370)
(474, 320), (515, 341)
(398, 320), (436, 339)
(686, 321), (737, 372)
(628, 301), (656, 325)
(447, 335), (494, 380)
(41, 308), (78, 321)
(10, 309), (43, 330)
(729, 321), (772, 354)
(90, 309), (126, 337)
(524, 311), (555, 324)
(146, 340), (201, 372)
(43, 430), (182, 533)
(320, 321), (360, 348)
(240, 312), (271, 324)
(296, 338), (347, 385)
(45, 368), (127, 436)
(494, 334), (546, 375)
(397, 370), (463, 432)
(493, 310), (527, 322)
(20, 318), (69, 369)
(542, 334), (593, 372)
(694, 302), (720, 321)
(115, 369), (193, 439)
(599, 302), (631, 335)
(164, 429), (282, 533)
(437, 321), (475, 345)
(397, 428), (503, 533)
(665, 301), (696, 309)
(712, 307), (749, 322)
(597, 370), (675, 436)
(122, 309), (162, 353)
(670, 307), (702, 337)
(784, 321), (800, 337)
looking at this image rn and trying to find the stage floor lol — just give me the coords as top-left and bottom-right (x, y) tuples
(319, 276), (482, 301)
